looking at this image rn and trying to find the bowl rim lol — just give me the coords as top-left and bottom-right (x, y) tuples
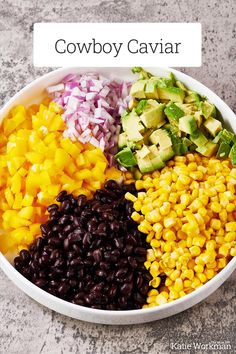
(0, 66), (236, 320)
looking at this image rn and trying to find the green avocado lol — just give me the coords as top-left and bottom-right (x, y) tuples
(213, 129), (236, 145)
(200, 101), (216, 119)
(121, 111), (144, 142)
(190, 131), (208, 147)
(164, 102), (185, 125)
(149, 129), (172, 150)
(203, 117), (222, 137)
(115, 147), (137, 168)
(184, 92), (201, 105)
(179, 115), (198, 135)
(229, 143), (236, 164)
(136, 155), (153, 173)
(196, 141), (218, 157)
(160, 146), (175, 161)
(157, 87), (185, 103)
(135, 100), (147, 115)
(145, 79), (159, 99)
(140, 104), (165, 128)
(216, 142), (231, 158)
(118, 132), (128, 148)
(150, 156), (165, 170)
(136, 145), (150, 159)
(130, 80), (147, 99)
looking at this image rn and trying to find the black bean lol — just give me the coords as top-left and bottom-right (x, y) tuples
(93, 249), (102, 263)
(34, 278), (47, 288)
(19, 250), (31, 264)
(14, 185), (151, 310)
(56, 190), (67, 202)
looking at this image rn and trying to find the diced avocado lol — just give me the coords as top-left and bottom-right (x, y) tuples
(164, 102), (185, 125)
(149, 129), (172, 150)
(130, 80), (147, 99)
(172, 142), (186, 155)
(175, 103), (197, 116)
(200, 101), (216, 119)
(213, 129), (236, 145)
(194, 111), (203, 127)
(229, 143), (236, 164)
(133, 167), (142, 180)
(146, 99), (160, 108)
(127, 140), (143, 150)
(179, 115), (198, 135)
(203, 117), (222, 137)
(148, 144), (159, 157)
(184, 92), (201, 105)
(176, 80), (187, 91)
(182, 137), (192, 148)
(190, 131), (208, 147)
(196, 141), (218, 157)
(128, 98), (138, 110)
(135, 100), (147, 115)
(150, 156), (165, 170)
(136, 145), (150, 159)
(132, 67), (152, 79)
(136, 155), (153, 173)
(145, 79), (159, 99)
(126, 129), (143, 142)
(121, 111), (144, 142)
(115, 147), (137, 167)
(216, 142), (231, 158)
(140, 104), (165, 128)
(118, 132), (128, 148)
(157, 87), (185, 103)
(160, 146), (175, 161)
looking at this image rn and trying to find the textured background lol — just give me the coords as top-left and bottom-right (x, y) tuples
(0, 0), (235, 353)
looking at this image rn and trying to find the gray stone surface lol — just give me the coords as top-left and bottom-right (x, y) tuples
(0, 0), (235, 353)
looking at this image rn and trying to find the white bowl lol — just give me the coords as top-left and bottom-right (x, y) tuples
(0, 67), (236, 325)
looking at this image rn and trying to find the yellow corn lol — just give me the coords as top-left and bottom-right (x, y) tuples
(127, 153), (236, 308)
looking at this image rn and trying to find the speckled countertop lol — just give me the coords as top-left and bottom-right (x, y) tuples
(0, 1), (235, 353)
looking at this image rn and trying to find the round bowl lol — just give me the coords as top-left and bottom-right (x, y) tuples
(0, 67), (236, 325)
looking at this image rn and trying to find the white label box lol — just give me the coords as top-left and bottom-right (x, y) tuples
(34, 23), (202, 67)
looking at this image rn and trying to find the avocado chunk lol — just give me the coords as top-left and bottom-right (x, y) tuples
(194, 111), (203, 127)
(118, 132), (128, 148)
(160, 146), (175, 161)
(179, 115), (198, 135)
(216, 142), (231, 158)
(164, 102), (185, 125)
(145, 79), (159, 99)
(200, 101), (216, 119)
(203, 117), (222, 137)
(128, 98), (138, 111)
(121, 111), (144, 142)
(196, 141), (218, 157)
(140, 104), (165, 128)
(135, 100), (147, 115)
(136, 155), (153, 173)
(176, 80), (187, 91)
(229, 143), (236, 164)
(150, 156), (165, 170)
(115, 147), (137, 168)
(136, 145), (150, 159)
(132, 167), (142, 180)
(190, 131), (208, 147)
(149, 129), (172, 150)
(130, 80), (147, 99)
(148, 144), (159, 156)
(157, 87), (185, 103)
(184, 92), (201, 105)
(213, 129), (236, 145)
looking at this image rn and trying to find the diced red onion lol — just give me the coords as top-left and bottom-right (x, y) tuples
(48, 73), (131, 166)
